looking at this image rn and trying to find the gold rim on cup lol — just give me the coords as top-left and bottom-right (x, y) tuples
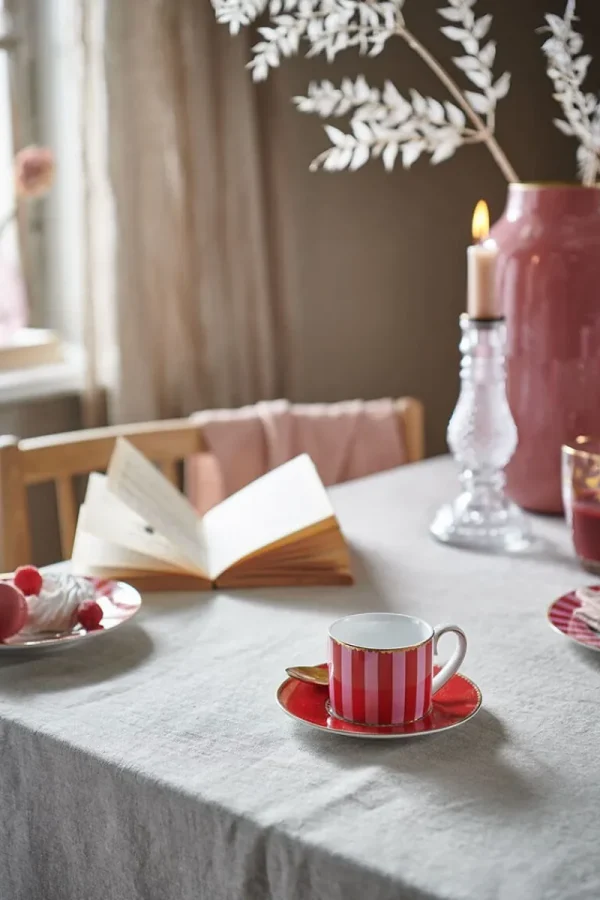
(329, 633), (433, 654)
(562, 436), (600, 460)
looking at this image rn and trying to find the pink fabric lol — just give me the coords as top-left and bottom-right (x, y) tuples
(186, 399), (407, 515)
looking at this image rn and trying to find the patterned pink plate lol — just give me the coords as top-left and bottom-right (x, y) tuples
(277, 665), (482, 740)
(1, 579), (142, 652)
(547, 588), (600, 651)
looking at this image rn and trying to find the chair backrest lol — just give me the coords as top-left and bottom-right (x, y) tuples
(0, 398), (424, 571)
(0, 419), (205, 571)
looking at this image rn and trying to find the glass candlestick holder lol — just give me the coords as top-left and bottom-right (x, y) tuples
(430, 315), (533, 553)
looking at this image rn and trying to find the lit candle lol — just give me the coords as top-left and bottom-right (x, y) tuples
(467, 200), (501, 320)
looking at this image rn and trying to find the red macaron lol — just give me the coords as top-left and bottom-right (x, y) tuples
(0, 582), (28, 640)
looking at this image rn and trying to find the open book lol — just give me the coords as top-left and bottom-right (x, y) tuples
(71, 438), (353, 591)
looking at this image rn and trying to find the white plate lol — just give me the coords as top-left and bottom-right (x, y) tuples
(1, 578), (142, 653)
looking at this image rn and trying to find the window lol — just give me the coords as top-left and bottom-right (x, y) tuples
(0, 3), (20, 299)
(0, 0), (84, 397)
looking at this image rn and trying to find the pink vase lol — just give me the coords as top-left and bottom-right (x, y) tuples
(492, 184), (600, 514)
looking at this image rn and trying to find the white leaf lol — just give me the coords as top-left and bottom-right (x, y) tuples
(251, 62), (269, 81)
(437, 7), (464, 22)
(354, 75), (371, 103)
(445, 102), (466, 129)
(575, 55), (592, 78)
(427, 97), (446, 125)
(324, 125), (350, 148)
(383, 143), (398, 171)
(335, 147), (354, 170)
(466, 69), (491, 90)
(352, 120), (372, 142)
(383, 81), (412, 120)
(350, 144), (370, 170)
(546, 14), (566, 35)
(441, 26), (469, 42)
(410, 89), (427, 116)
(385, 107), (414, 128)
(554, 118), (574, 136)
(452, 56), (480, 71)
(324, 149), (343, 171)
(264, 46), (280, 67)
(570, 34), (584, 54)
(369, 39), (386, 58)
(431, 139), (458, 165)
(464, 91), (491, 114)
(493, 72), (511, 100)
(462, 37), (479, 55)
(473, 14), (492, 41)
(307, 19), (322, 40)
(402, 140), (425, 168)
(479, 41), (496, 68)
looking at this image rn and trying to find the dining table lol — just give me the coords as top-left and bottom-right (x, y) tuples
(0, 455), (598, 900)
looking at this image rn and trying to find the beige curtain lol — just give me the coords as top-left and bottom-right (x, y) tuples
(82, 0), (283, 424)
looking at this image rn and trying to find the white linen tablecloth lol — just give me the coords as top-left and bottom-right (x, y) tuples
(0, 456), (598, 900)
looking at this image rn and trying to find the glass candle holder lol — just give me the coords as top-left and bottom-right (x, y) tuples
(562, 437), (600, 573)
(431, 315), (533, 553)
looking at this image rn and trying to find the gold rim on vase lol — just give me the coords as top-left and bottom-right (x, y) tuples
(509, 181), (600, 191)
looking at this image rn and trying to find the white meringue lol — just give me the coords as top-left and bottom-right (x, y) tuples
(24, 574), (96, 634)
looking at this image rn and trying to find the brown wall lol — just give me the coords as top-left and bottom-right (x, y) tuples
(259, 0), (600, 455)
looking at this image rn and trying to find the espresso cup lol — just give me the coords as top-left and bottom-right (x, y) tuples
(328, 613), (467, 726)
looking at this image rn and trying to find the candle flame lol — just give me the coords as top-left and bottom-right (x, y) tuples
(472, 200), (490, 242)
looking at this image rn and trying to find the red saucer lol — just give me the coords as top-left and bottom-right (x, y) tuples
(277, 665), (482, 739)
(548, 588), (600, 651)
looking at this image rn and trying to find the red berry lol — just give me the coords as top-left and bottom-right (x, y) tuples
(77, 600), (103, 631)
(14, 565), (43, 597)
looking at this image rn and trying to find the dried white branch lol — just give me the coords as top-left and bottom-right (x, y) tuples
(541, 0), (600, 185)
(212, 0), (518, 180)
(296, 77), (477, 171)
(439, 0), (512, 132)
(212, 0), (269, 35)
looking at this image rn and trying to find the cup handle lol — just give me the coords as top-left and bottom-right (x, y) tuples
(431, 624), (467, 696)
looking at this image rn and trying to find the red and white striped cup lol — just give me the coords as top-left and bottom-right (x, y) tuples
(328, 613), (467, 726)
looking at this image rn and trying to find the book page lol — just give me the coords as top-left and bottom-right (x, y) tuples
(74, 473), (204, 574)
(204, 454), (335, 579)
(107, 438), (208, 573)
(72, 506), (188, 575)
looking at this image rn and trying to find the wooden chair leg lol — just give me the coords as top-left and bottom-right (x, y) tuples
(0, 436), (31, 571)
(55, 476), (78, 560)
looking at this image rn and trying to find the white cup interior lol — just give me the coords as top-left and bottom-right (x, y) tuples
(329, 613), (433, 651)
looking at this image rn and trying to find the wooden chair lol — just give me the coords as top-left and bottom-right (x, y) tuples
(0, 398), (424, 571)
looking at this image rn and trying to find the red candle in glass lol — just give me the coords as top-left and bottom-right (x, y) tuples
(563, 438), (600, 573)
(572, 494), (600, 566)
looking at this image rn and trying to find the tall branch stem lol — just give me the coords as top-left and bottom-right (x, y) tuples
(399, 26), (520, 183)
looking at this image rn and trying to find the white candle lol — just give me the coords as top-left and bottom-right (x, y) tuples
(467, 200), (500, 320)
